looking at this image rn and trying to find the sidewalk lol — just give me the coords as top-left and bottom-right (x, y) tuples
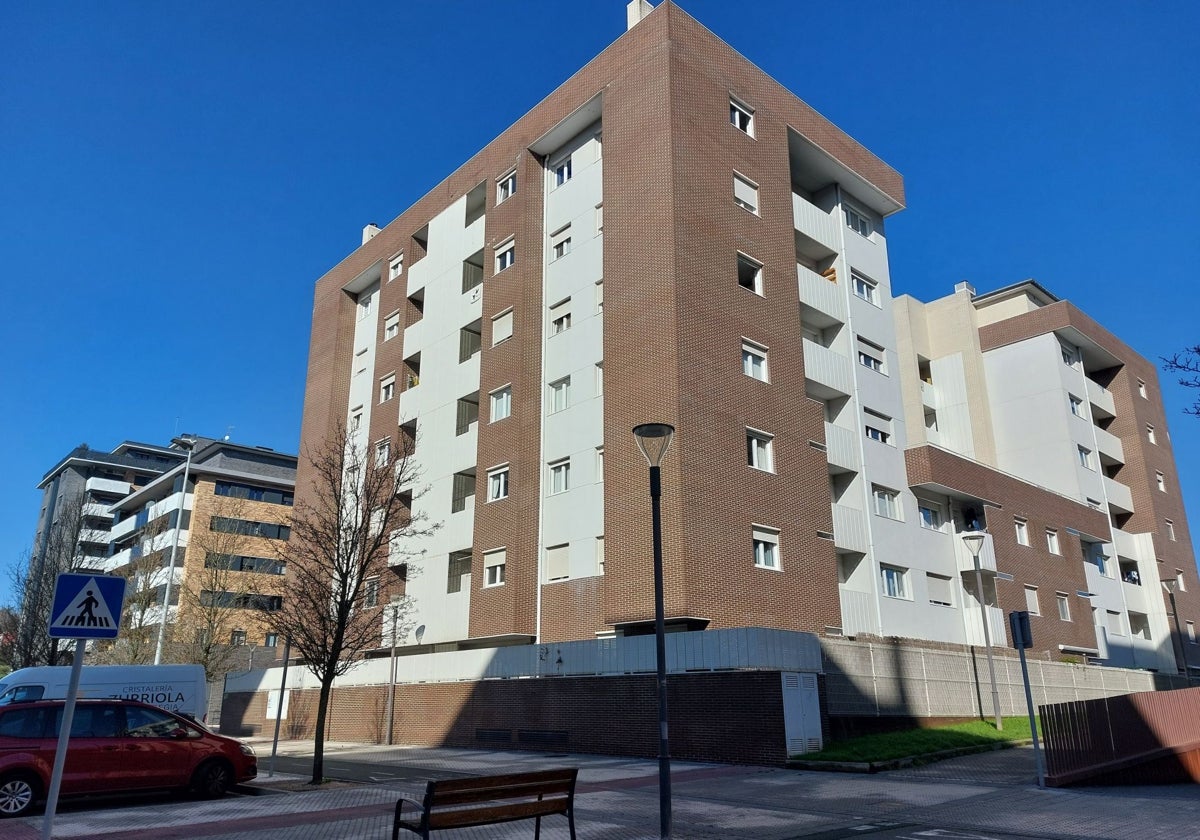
(12, 741), (1200, 839)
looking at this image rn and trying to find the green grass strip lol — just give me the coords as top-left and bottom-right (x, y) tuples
(799, 718), (1038, 763)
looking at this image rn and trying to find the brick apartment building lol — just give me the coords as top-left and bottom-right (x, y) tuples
(295, 1), (1198, 679)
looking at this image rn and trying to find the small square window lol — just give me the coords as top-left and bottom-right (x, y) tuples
(487, 466), (510, 502)
(1156, 471), (1166, 492)
(1077, 445), (1093, 469)
(375, 438), (390, 467)
(350, 409), (363, 432)
(1137, 378), (1147, 398)
(380, 375), (396, 403)
(490, 386), (512, 422)
(752, 525), (780, 570)
(497, 171), (517, 203)
(733, 172), (759, 214)
(1147, 424), (1157, 444)
(550, 224), (572, 261)
(553, 156), (573, 186)
(491, 309), (514, 345)
(1166, 519), (1176, 541)
(549, 299), (572, 334)
(1068, 394), (1084, 417)
(546, 544), (569, 581)
(918, 501), (945, 532)
(548, 458), (571, 494)
(746, 429), (775, 472)
(1056, 593), (1071, 622)
(1046, 528), (1060, 555)
(384, 312), (400, 341)
(880, 564), (908, 599)
(389, 254), (404, 282)
(845, 205), (871, 237)
(857, 339), (885, 373)
(1024, 585), (1040, 615)
(852, 271), (880, 306)
(230, 630), (247, 646)
(737, 253), (763, 295)
(1014, 517), (1029, 546)
(1177, 570), (1187, 593)
(864, 409), (892, 445)
(742, 340), (769, 382)
(730, 97), (754, 136)
(484, 549), (506, 587)
(927, 573), (953, 607)
(495, 240), (515, 272)
(1060, 342), (1080, 368)
(364, 577), (379, 608)
(357, 288), (375, 321)
(549, 377), (570, 413)
(872, 485), (901, 520)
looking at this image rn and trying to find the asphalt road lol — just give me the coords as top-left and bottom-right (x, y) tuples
(259, 752), (470, 786)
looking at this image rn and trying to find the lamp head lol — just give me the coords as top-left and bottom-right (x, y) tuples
(960, 532), (986, 556)
(1162, 579), (1177, 594)
(632, 423), (675, 467)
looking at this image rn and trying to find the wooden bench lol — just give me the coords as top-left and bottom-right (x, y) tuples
(392, 768), (578, 840)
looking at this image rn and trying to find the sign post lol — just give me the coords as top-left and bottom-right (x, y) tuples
(1009, 609), (1046, 788)
(42, 573), (125, 840)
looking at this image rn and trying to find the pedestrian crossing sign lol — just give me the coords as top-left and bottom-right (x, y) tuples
(48, 573), (126, 639)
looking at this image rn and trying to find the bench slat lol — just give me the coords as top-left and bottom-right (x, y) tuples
(427, 780), (573, 807)
(426, 799), (570, 830)
(428, 768), (576, 794)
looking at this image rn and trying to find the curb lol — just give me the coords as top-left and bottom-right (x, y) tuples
(788, 739), (1034, 773)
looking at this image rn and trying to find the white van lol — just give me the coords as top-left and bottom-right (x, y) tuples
(0, 664), (208, 721)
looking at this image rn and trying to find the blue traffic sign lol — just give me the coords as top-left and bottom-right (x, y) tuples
(48, 573), (126, 639)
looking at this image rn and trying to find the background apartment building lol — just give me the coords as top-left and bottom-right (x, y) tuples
(297, 2), (1198, 677)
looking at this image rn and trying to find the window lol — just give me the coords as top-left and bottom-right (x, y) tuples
(380, 375), (396, 403)
(484, 549), (506, 587)
(596, 536), (605, 575)
(745, 429), (775, 472)
(1137, 378), (1147, 398)
(1166, 519), (1176, 541)
(497, 171), (516, 203)
(594, 280), (604, 313)
(546, 544), (569, 581)
(1068, 394), (1083, 417)
(1188, 621), (1196, 644)
(1077, 445), (1093, 469)
(1147, 424), (1157, 444)
(1060, 342), (1080, 368)
(1129, 612), (1151, 640)
(596, 447), (604, 481)
(852, 271), (879, 306)
(384, 312), (400, 341)
(1057, 593), (1071, 621)
(487, 466), (509, 502)
(1106, 610), (1124, 636)
(880, 565), (908, 599)
(364, 577), (379, 608)
(864, 409), (892, 445)
(1024, 586), (1041, 615)
(550, 225), (572, 260)
(350, 408), (363, 432)
(230, 630), (247, 646)
(845, 205), (871, 237)
(742, 340), (768, 381)
(549, 299), (572, 334)
(730, 97), (754, 136)
(736, 253), (763, 294)
(927, 573), (953, 607)
(595, 362), (604, 395)
(1046, 529), (1060, 555)
(214, 482), (294, 506)
(549, 377), (571, 413)
(548, 458), (571, 494)
(1014, 517), (1029, 546)
(857, 337), (885, 373)
(752, 526), (780, 570)
(733, 172), (759, 214)
(1177, 570), (1187, 593)
(210, 517), (291, 541)
(447, 550), (472, 594)
(375, 438), (390, 467)
(357, 288), (375, 321)
(553, 155), (573, 186)
(264, 633), (279, 647)
(495, 239), (515, 272)
(389, 254), (404, 282)
(490, 386), (512, 422)
(872, 485), (901, 520)
(491, 309), (514, 345)
(917, 501), (945, 532)
(1156, 471), (1166, 492)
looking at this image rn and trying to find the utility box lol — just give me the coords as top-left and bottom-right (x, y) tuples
(781, 671), (822, 755)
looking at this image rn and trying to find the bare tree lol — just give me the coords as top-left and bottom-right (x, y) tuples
(11, 491), (106, 667)
(1163, 346), (1200, 416)
(0, 605), (18, 671)
(269, 424), (435, 784)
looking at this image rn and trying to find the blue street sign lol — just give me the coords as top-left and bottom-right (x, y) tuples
(48, 573), (126, 639)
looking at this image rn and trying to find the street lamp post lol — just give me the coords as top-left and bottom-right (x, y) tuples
(1161, 580), (1191, 685)
(154, 435), (197, 665)
(385, 597), (402, 745)
(962, 532), (1002, 731)
(633, 423), (675, 840)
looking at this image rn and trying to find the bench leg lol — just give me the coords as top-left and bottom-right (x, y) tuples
(534, 814), (541, 840)
(568, 805), (577, 840)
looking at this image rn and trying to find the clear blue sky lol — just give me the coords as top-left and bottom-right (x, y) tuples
(2, 1), (1198, 608)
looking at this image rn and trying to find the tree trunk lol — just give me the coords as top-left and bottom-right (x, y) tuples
(310, 678), (333, 785)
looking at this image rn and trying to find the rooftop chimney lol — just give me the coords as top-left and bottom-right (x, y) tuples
(362, 223), (382, 245)
(627, 0), (654, 30)
(954, 281), (976, 296)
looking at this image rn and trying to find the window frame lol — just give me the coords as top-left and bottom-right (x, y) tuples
(491, 308), (514, 346)
(489, 385), (512, 423)
(1014, 517), (1030, 546)
(752, 525), (780, 570)
(496, 170), (517, 203)
(553, 155), (573, 187)
(851, 271), (880, 306)
(845, 205), (872, 237)
(741, 339), (769, 382)
(384, 311), (401, 341)
(729, 97), (755, 137)
(745, 428), (775, 473)
(548, 458), (571, 495)
(548, 376), (571, 414)
(1056, 592), (1071, 621)
(736, 252), (764, 295)
(486, 465), (510, 502)
(495, 239), (515, 273)
(1024, 585), (1041, 616)
(549, 299), (572, 335)
(872, 485), (902, 521)
(732, 171), (760, 214)
(880, 564), (908, 599)
(388, 253), (404, 282)
(1046, 528), (1061, 555)
(379, 374), (396, 404)
(483, 548), (506, 587)
(550, 224), (572, 261)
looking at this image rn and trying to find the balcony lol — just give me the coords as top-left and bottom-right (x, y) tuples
(837, 587), (880, 637)
(802, 340), (853, 400)
(1104, 476), (1134, 515)
(85, 477), (129, 496)
(832, 504), (869, 554)
(963, 603), (1006, 648)
(1093, 426), (1125, 465)
(1085, 378), (1116, 418)
(954, 531), (998, 575)
(797, 263), (846, 324)
(792, 193), (840, 255)
(920, 381), (938, 410)
(822, 423), (859, 474)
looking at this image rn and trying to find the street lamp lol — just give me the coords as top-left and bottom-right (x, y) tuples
(1160, 579), (1191, 685)
(154, 435), (197, 665)
(962, 531), (1002, 731)
(385, 597), (403, 745)
(633, 422), (674, 840)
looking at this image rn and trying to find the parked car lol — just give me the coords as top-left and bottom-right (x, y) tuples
(0, 698), (256, 817)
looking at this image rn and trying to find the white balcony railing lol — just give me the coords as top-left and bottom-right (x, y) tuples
(954, 531), (998, 575)
(1085, 378), (1116, 417)
(792, 193), (840, 253)
(963, 603), (1006, 648)
(85, 477), (129, 496)
(802, 340), (853, 399)
(832, 504), (870, 554)
(1104, 477), (1134, 514)
(1093, 426), (1125, 464)
(822, 423), (860, 473)
(838, 587), (880, 637)
(797, 263), (846, 323)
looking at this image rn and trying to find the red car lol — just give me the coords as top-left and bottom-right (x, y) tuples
(0, 698), (256, 817)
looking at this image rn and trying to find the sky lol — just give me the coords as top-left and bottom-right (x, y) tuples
(2, 0), (1198, 608)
